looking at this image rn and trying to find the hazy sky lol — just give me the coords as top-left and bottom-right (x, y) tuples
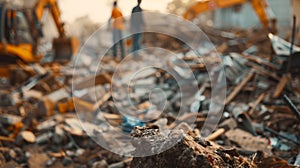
(59, 0), (172, 23)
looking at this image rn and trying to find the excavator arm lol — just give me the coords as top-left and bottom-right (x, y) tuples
(34, 0), (79, 61)
(183, 0), (246, 20)
(183, 0), (277, 33)
(250, 0), (277, 33)
(35, 0), (66, 38)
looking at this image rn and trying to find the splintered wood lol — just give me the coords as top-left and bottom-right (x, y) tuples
(273, 74), (289, 98)
(226, 69), (255, 105)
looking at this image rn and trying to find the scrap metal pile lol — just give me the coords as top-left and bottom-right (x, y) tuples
(0, 27), (300, 168)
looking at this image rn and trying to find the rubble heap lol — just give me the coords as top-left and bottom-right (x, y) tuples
(0, 26), (299, 167)
(131, 126), (296, 168)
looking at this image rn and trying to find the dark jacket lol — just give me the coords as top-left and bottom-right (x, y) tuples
(130, 5), (144, 33)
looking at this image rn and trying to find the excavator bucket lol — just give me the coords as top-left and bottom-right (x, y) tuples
(52, 36), (79, 62)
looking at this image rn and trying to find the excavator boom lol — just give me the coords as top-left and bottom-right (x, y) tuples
(183, 0), (277, 33)
(35, 0), (65, 38)
(34, 0), (79, 61)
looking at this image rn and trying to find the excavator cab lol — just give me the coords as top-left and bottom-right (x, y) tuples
(5, 10), (33, 45)
(0, 3), (42, 63)
(0, 1), (78, 63)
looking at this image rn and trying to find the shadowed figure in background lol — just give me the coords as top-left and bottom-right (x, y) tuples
(130, 0), (145, 54)
(110, 1), (125, 58)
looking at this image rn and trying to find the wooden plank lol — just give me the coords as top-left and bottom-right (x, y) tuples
(0, 147), (10, 152)
(37, 98), (55, 117)
(249, 92), (266, 116)
(73, 73), (112, 90)
(206, 128), (225, 141)
(102, 113), (122, 120)
(73, 98), (95, 112)
(268, 105), (300, 115)
(216, 43), (228, 53)
(0, 136), (15, 142)
(246, 62), (280, 81)
(16, 61), (36, 75)
(226, 69), (255, 105)
(73, 92), (111, 112)
(242, 54), (279, 70)
(273, 74), (289, 98)
(190, 63), (206, 71)
(92, 92), (111, 111)
(23, 90), (43, 100)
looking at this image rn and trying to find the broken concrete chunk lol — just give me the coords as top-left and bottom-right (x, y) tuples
(295, 153), (300, 166)
(36, 132), (53, 144)
(73, 73), (112, 90)
(64, 118), (84, 136)
(93, 160), (108, 168)
(45, 88), (70, 103)
(225, 129), (272, 155)
(28, 153), (49, 168)
(20, 131), (36, 143)
(36, 119), (56, 130)
(53, 125), (65, 144)
(23, 90), (43, 100)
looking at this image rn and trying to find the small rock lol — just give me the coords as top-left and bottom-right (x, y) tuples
(20, 131), (36, 143)
(9, 149), (16, 159)
(46, 157), (56, 166)
(28, 153), (49, 168)
(36, 132), (53, 144)
(53, 125), (65, 144)
(93, 160), (108, 168)
(64, 118), (83, 136)
(75, 148), (85, 156)
(36, 119), (56, 130)
(62, 157), (73, 166)
(54, 114), (64, 123)
(108, 161), (124, 168)
(66, 150), (75, 157)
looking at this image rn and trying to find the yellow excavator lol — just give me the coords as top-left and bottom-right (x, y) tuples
(0, 0), (78, 63)
(183, 0), (277, 34)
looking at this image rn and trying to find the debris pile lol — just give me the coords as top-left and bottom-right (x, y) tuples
(0, 26), (300, 168)
(131, 126), (295, 168)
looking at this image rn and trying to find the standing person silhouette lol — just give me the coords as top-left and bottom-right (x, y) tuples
(130, 0), (144, 54)
(111, 1), (125, 58)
